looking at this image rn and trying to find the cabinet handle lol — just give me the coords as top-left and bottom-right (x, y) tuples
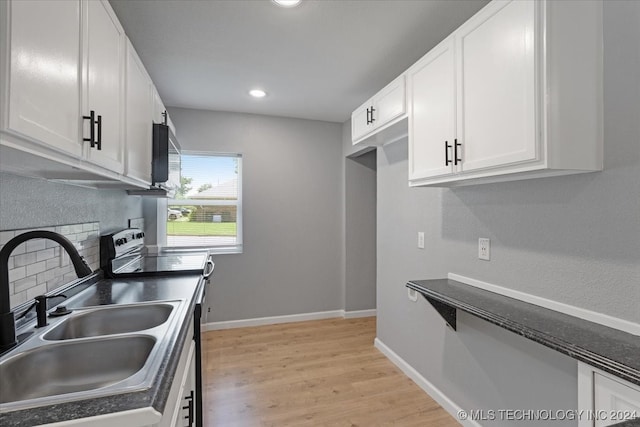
(370, 106), (376, 124)
(96, 115), (102, 151)
(445, 141), (452, 166)
(83, 111), (96, 148)
(454, 139), (461, 165)
(366, 107), (371, 125)
(182, 390), (194, 426)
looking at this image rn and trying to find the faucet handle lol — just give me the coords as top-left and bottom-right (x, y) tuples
(16, 301), (37, 320)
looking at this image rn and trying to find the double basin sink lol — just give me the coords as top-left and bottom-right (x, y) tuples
(0, 300), (183, 411)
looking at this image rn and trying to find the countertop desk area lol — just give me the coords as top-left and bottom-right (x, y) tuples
(406, 278), (639, 387)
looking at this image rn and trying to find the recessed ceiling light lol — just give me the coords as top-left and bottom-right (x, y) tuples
(272, 0), (301, 7)
(249, 89), (267, 98)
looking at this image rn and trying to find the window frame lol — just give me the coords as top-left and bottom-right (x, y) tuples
(157, 151), (243, 254)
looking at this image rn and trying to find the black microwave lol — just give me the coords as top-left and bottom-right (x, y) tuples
(152, 123), (181, 191)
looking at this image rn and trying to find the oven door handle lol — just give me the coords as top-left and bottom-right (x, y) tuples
(203, 259), (215, 279)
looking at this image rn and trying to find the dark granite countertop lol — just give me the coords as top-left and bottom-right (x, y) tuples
(407, 279), (640, 387)
(0, 275), (204, 426)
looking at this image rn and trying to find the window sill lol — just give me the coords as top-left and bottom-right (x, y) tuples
(155, 245), (243, 255)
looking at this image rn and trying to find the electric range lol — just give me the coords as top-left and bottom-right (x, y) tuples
(100, 228), (211, 427)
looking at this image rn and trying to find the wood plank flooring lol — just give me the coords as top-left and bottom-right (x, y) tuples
(202, 317), (460, 426)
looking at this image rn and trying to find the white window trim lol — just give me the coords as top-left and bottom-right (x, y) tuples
(156, 152), (243, 254)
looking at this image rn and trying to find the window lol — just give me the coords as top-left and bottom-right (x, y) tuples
(165, 152), (242, 252)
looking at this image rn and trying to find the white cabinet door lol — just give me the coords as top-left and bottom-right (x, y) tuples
(408, 38), (456, 182)
(3, 0), (82, 156)
(168, 341), (196, 427)
(351, 101), (373, 142)
(456, 0), (537, 173)
(352, 75), (407, 146)
(594, 373), (640, 427)
(152, 86), (166, 124)
(372, 75), (405, 130)
(125, 40), (152, 184)
(83, 0), (124, 173)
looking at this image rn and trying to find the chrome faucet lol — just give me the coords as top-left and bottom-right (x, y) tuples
(0, 231), (93, 352)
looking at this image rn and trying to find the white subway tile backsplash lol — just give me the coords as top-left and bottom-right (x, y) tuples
(11, 242), (26, 256)
(26, 261), (47, 277)
(26, 284), (48, 300)
(8, 267), (26, 282)
(14, 252), (37, 267)
(37, 269), (55, 285)
(46, 257), (59, 270)
(3, 221), (100, 310)
(25, 239), (46, 252)
(36, 248), (55, 262)
(10, 292), (27, 308)
(14, 276), (37, 293)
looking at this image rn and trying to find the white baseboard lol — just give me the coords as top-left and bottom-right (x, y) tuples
(448, 273), (640, 336)
(344, 308), (377, 319)
(374, 338), (480, 427)
(203, 309), (376, 331)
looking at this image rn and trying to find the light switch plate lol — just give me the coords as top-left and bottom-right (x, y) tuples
(418, 232), (425, 249)
(479, 238), (490, 260)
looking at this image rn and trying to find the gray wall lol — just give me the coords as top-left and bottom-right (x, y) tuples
(0, 172), (143, 233)
(167, 108), (344, 321)
(342, 118), (377, 312)
(376, 1), (640, 425)
(345, 151), (377, 312)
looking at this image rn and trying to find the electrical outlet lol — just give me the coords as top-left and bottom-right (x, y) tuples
(408, 288), (418, 302)
(418, 232), (425, 249)
(479, 238), (490, 260)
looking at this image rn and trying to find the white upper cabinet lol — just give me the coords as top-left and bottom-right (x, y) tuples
(82, 0), (125, 173)
(152, 86), (166, 124)
(1, 0), (82, 157)
(408, 0), (603, 187)
(124, 39), (153, 184)
(408, 37), (456, 182)
(0, 0), (165, 188)
(351, 101), (372, 142)
(352, 74), (407, 146)
(456, 0), (537, 173)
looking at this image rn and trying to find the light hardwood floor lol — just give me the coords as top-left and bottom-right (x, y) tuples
(203, 317), (460, 426)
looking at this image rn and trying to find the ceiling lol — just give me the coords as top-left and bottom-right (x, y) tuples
(109, 0), (488, 123)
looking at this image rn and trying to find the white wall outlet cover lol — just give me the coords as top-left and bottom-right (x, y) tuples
(479, 238), (491, 260)
(408, 288), (418, 302)
(418, 232), (425, 249)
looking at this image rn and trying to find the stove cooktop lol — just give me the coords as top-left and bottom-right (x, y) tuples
(116, 253), (208, 275)
(101, 228), (211, 277)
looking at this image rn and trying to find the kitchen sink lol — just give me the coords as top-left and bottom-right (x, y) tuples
(44, 303), (174, 340)
(0, 299), (186, 412)
(0, 335), (155, 404)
